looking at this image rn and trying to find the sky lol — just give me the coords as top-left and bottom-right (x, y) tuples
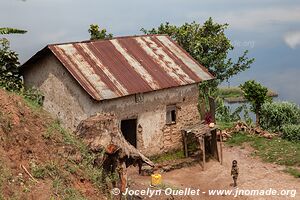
(1, 0), (300, 104)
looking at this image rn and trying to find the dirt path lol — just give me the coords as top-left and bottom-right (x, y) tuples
(128, 145), (299, 200)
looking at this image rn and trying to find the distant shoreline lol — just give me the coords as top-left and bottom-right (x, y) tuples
(219, 87), (278, 104)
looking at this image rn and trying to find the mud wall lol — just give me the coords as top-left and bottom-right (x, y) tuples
(23, 54), (202, 156)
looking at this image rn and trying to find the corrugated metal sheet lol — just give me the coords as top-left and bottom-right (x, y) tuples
(47, 34), (214, 101)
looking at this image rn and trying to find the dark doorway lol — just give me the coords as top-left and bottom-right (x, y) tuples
(121, 119), (137, 147)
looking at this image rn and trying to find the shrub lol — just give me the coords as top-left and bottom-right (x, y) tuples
(0, 38), (23, 92)
(21, 87), (44, 106)
(281, 124), (300, 142)
(260, 101), (300, 132)
(216, 98), (252, 125)
(240, 80), (270, 125)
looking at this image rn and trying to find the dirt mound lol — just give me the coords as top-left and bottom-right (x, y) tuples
(0, 89), (105, 200)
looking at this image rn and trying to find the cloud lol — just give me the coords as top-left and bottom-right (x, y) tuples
(188, 6), (300, 31)
(283, 31), (300, 49)
(40, 30), (68, 43)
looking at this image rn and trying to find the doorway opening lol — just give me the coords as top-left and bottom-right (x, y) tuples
(121, 119), (137, 147)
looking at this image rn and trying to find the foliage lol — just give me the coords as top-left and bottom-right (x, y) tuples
(30, 161), (47, 179)
(88, 24), (113, 40)
(226, 132), (300, 166)
(21, 87), (44, 107)
(215, 98), (252, 125)
(142, 18), (254, 90)
(216, 99), (240, 122)
(0, 28), (27, 35)
(0, 39), (23, 91)
(218, 86), (277, 103)
(240, 80), (270, 125)
(0, 111), (13, 133)
(0, 27), (26, 92)
(45, 120), (107, 189)
(281, 124), (300, 142)
(260, 101), (300, 132)
(219, 87), (243, 99)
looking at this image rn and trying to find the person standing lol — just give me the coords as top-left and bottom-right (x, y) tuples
(231, 160), (239, 187)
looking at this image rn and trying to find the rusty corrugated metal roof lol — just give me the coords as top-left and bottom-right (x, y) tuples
(35, 34), (214, 101)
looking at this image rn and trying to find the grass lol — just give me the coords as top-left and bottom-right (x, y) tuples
(218, 87), (278, 103)
(219, 87), (242, 98)
(217, 121), (234, 130)
(226, 132), (300, 166)
(0, 111), (13, 133)
(150, 149), (185, 163)
(45, 120), (107, 190)
(0, 161), (12, 200)
(283, 167), (300, 178)
(51, 177), (87, 200)
(29, 152), (89, 199)
(0, 89), (106, 198)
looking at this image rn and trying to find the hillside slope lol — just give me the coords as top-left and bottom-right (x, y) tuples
(0, 89), (105, 200)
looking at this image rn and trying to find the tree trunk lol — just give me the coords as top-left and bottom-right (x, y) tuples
(256, 112), (260, 127)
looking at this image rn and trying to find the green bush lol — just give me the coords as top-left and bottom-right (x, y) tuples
(21, 87), (44, 106)
(260, 101), (300, 132)
(281, 124), (300, 142)
(216, 98), (252, 125)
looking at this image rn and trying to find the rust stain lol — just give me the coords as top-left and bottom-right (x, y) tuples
(45, 35), (213, 101)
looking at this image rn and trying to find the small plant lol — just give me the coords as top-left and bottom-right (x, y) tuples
(63, 163), (78, 175)
(281, 124), (300, 142)
(0, 161), (11, 199)
(240, 80), (270, 126)
(284, 167), (300, 178)
(216, 99), (252, 125)
(30, 162), (46, 179)
(63, 187), (87, 200)
(0, 111), (13, 133)
(21, 87), (44, 107)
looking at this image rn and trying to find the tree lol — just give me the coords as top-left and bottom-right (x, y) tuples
(240, 80), (270, 126)
(88, 24), (113, 40)
(0, 27), (26, 91)
(141, 18), (254, 90)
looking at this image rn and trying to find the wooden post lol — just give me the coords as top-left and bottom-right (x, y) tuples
(219, 133), (223, 165)
(211, 129), (219, 161)
(182, 130), (188, 158)
(199, 136), (205, 170)
(202, 136), (206, 170)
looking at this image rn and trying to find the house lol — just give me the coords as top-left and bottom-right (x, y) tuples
(21, 34), (214, 156)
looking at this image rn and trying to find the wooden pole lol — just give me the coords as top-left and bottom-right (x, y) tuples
(220, 133), (223, 165)
(199, 136), (205, 170)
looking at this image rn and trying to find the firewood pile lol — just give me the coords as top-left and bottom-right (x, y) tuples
(218, 121), (276, 141)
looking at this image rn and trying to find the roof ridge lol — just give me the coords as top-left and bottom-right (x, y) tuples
(47, 34), (169, 47)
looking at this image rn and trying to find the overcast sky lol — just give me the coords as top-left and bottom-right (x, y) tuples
(1, 0), (300, 103)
